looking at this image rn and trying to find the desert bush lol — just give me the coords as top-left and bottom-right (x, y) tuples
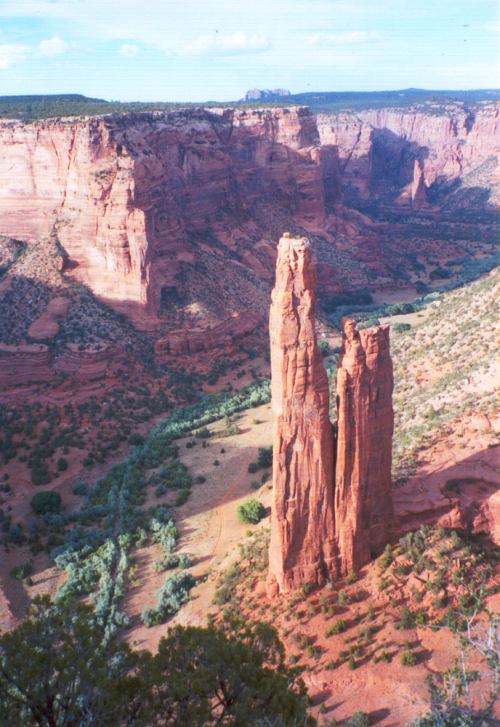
(72, 481), (88, 496)
(10, 562), (33, 580)
(401, 650), (417, 666)
(237, 498), (266, 524)
(337, 589), (350, 605)
(346, 570), (357, 584)
(348, 712), (370, 727)
(31, 491), (62, 515)
(175, 488), (190, 507)
(393, 322), (412, 334)
(141, 571), (196, 627)
(257, 446), (273, 468)
(195, 426), (211, 439)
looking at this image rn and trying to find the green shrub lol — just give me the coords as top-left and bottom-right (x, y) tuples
(337, 589), (350, 605)
(195, 427), (211, 439)
(141, 571), (196, 627)
(237, 498), (266, 524)
(56, 457), (68, 472)
(348, 712), (369, 727)
(129, 432), (144, 446)
(247, 462), (258, 473)
(393, 322), (412, 334)
(318, 340), (330, 357)
(401, 650), (417, 666)
(10, 563), (33, 580)
(30, 491), (61, 515)
(175, 488), (190, 507)
(346, 569), (357, 584)
(257, 446), (273, 468)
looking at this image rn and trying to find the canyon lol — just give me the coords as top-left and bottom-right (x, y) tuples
(268, 234), (395, 593)
(0, 97), (499, 724)
(0, 100), (497, 344)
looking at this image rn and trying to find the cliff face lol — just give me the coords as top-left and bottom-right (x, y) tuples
(1, 103), (498, 331)
(0, 108), (324, 326)
(334, 319), (394, 574)
(267, 233), (338, 594)
(268, 243), (396, 592)
(318, 105), (500, 197)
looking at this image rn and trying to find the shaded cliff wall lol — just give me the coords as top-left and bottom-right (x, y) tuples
(335, 319), (394, 574)
(267, 234), (338, 594)
(317, 105), (500, 198)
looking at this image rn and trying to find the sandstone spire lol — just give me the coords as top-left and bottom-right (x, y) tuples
(334, 319), (394, 574)
(267, 233), (338, 595)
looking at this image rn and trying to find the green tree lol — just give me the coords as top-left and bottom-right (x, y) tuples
(0, 596), (141, 727)
(142, 619), (311, 726)
(30, 491), (62, 515)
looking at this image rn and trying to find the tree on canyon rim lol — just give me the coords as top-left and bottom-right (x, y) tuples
(0, 596), (310, 727)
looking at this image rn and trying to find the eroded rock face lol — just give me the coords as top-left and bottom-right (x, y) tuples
(0, 108), (324, 327)
(154, 310), (263, 356)
(267, 233), (338, 594)
(334, 319), (394, 574)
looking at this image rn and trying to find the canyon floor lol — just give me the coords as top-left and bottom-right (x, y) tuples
(0, 267), (499, 724)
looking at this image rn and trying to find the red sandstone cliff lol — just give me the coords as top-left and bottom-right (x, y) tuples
(0, 108), (325, 327)
(154, 310), (262, 356)
(318, 105), (500, 198)
(335, 319), (394, 574)
(267, 233), (338, 594)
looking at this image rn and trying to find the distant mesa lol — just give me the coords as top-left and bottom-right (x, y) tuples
(240, 88), (291, 102)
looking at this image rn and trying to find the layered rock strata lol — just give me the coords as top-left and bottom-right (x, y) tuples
(335, 319), (394, 574)
(0, 107), (324, 326)
(0, 342), (127, 388)
(267, 234), (338, 594)
(154, 310), (263, 356)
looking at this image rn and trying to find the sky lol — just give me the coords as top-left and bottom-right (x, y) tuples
(0, 0), (498, 102)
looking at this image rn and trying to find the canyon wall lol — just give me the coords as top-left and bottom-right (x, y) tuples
(0, 103), (498, 332)
(0, 108), (325, 327)
(335, 319), (394, 574)
(318, 104), (500, 199)
(267, 234), (338, 594)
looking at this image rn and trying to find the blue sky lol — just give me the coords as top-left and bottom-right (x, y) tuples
(0, 0), (498, 101)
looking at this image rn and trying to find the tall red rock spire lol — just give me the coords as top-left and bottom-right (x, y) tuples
(267, 233), (338, 595)
(334, 319), (394, 574)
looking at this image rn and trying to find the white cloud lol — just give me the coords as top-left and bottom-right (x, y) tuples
(0, 44), (30, 68)
(310, 31), (380, 46)
(118, 43), (140, 57)
(38, 37), (69, 56)
(179, 31), (270, 57)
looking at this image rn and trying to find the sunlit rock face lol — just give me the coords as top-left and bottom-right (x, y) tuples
(334, 319), (394, 575)
(0, 107), (325, 328)
(267, 242), (395, 593)
(267, 233), (338, 595)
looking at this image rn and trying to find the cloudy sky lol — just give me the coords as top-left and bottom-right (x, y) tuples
(0, 0), (498, 102)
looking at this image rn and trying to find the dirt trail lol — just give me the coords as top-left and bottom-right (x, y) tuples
(206, 446), (258, 571)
